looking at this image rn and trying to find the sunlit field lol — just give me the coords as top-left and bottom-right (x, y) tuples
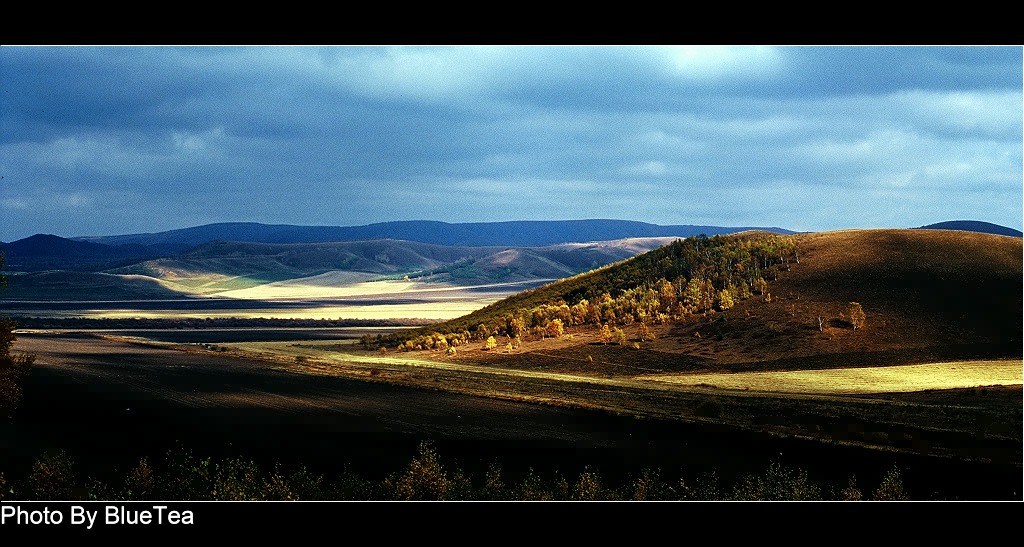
(218, 340), (1023, 397)
(215, 278), (434, 299)
(8, 279), (546, 321)
(74, 301), (495, 321)
(637, 360), (1023, 394)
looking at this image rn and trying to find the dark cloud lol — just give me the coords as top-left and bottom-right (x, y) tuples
(1, 46), (1020, 241)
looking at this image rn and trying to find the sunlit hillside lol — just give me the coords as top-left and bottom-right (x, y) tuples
(392, 229), (1022, 369)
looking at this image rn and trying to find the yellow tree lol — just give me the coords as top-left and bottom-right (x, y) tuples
(716, 289), (735, 311)
(637, 322), (654, 342)
(848, 302), (866, 330)
(547, 318), (564, 338)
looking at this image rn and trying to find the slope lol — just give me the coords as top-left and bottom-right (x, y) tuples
(392, 229), (1022, 371)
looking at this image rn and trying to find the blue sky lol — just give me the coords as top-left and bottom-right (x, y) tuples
(1, 46), (1021, 241)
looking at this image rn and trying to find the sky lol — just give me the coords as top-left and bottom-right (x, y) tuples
(1, 45), (1021, 242)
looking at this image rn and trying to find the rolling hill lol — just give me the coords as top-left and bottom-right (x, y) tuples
(0, 235), (681, 300)
(393, 228), (1023, 370)
(0, 234), (156, 272)
(70, 219), (793, 250)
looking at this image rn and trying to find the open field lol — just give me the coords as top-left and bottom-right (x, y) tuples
(1, 279), (545, 321)
(3, 331), (1020, 500)
(636, 361), (1022, 394)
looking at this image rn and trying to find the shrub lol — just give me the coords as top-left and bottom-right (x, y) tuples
(573, 466), (606, 500)
(27, 449), (79, 500)
(124, 457), (156, 500)
(848, 302), (866, 330)
(730, 461), (822, 501)
(629, 468), (674, 501)
(873, 467), (908, 500)
(839, 475), (863, 501)
(388, 441), (453, 501)
(213, 456), (263, 500)
(482, 462), (509, 501)
(517, 468), (553, 501)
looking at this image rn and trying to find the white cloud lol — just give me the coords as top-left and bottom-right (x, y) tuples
(171, 126), (225, 154)
(623, 161), (669, 176)
(893, 89), (1023, 137)
(1, 198), (29, 210)
(656, 46), (785, 81)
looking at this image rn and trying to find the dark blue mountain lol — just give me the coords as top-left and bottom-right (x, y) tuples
(917, 220), (1022, 237)
(0, 234), (157, 271)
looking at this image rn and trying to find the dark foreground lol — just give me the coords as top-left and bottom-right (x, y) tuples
(2, 332), (1020, 500)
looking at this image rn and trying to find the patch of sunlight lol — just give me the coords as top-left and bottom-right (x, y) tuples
(637, 360), (1023, 394)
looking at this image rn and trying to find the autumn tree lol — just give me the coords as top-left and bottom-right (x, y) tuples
(613, 327), (628, 346)
(484, 336), (498, 351)
(848, 302), (866, 330)
(716, 289), (735, 311)
(547, 318), (564, 338)
(637, 322), (654, 342)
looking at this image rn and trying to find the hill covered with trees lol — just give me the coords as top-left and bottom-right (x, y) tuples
(385, 229), (1022, 369)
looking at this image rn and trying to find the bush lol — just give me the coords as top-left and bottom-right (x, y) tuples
(873, 467), (908, 500)
(731, 461), (822, 501)
(27, 449), (80, 500)
(848, 302), (866, 330)
(573, 466), (607, 500)
(387, 441), (454, 500)
(629, 468), (675, 501)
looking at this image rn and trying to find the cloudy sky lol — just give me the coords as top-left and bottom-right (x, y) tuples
(1, 46), (1021, 242)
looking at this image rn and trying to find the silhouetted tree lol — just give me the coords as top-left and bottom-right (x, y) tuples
(1, 255), (36, 418)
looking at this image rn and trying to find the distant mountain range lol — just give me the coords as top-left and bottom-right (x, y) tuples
(67, 220), (796, 251)
(1, 220), (794, 272)
(1, 219), (1018, 301)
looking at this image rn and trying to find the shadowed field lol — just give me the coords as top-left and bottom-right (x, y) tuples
(3, 331), (1019, 500)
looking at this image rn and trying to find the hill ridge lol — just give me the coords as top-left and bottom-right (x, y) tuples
(69, 219), (794, 250)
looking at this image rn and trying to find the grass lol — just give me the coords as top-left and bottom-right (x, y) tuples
(636, 360), (1023, 394)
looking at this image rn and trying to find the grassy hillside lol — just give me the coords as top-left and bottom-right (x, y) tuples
(389, 229), (1022, 368)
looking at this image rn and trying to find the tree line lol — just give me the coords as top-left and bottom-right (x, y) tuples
(1, 441), (911, 501)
